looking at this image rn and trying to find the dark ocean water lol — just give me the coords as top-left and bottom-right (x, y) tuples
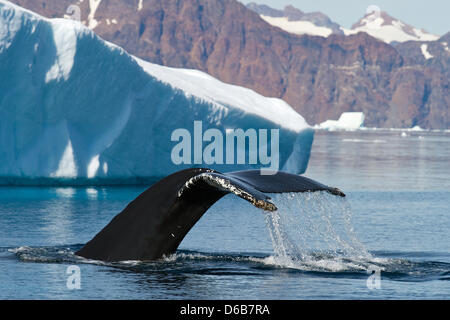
(0, 129), (449, 299)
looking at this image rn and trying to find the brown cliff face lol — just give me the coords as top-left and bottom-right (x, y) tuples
(9, 0), (450, 129)
(393, 33), (450, 129)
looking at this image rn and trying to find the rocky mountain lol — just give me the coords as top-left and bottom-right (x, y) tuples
(343, 10), (440, 44)
(8, 0), (450, 129)
(390, 33), (450, 128)
(247, 3), (440, 44)
(394, 32), (450, 70)
(246, 3), (343, 36)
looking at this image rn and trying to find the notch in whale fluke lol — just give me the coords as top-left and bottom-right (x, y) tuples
(76, 168), (345, 262)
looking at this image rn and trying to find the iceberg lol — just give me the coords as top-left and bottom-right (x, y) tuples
(317, 112), (365, 131)
(410, 125), (424, 132)
(0, 1), (313, 183)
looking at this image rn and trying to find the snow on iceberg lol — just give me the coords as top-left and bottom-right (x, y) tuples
(317, 112), (365, 131)
(0, 1), (313, 182)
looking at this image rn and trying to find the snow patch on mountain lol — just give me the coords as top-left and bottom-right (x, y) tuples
(420, 44), (433, 60)
(343, 11), (439, 43)
(247, 3), (342, 37)
(250, 3), (439, 44)
(260, 15), (333, 37)
(87, 0), (101, 29)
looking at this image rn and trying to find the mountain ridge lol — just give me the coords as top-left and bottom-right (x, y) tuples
(247, 2), (343, 36)
(345, 10), (439, 43)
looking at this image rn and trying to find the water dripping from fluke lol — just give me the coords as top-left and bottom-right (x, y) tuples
(263, 192), (375, 272)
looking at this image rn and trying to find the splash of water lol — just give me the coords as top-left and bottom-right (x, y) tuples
(263, 192), (373, 271)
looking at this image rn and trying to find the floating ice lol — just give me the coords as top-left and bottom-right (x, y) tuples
(0, 1), (313, 182)
(318, 112), (365, 131)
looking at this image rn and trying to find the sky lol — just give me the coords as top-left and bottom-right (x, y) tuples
(240, 0), (449, 36)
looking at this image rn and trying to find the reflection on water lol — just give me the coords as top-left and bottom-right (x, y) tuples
(40, 199), (74, 245)
(0, 187), (145, 247)
(306, 130), (450, 191)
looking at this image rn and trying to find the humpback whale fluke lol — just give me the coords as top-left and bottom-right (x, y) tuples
(76, 168), (345, 262)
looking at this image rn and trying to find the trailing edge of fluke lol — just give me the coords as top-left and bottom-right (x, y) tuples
(76, 168), (345, 262)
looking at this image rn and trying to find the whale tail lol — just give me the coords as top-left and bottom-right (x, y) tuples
(76, 168), (345, 262)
